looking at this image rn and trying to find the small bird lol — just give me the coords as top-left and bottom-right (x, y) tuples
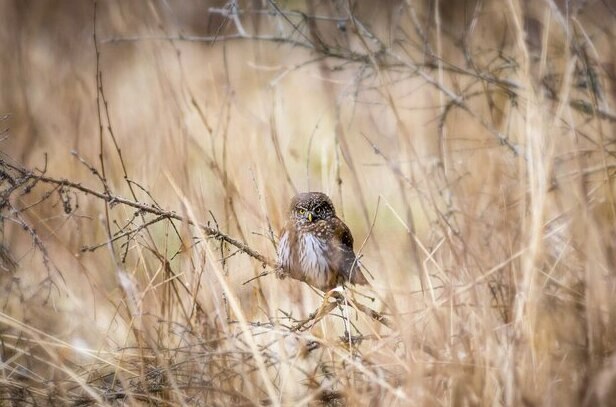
(277, 192), (368, 290)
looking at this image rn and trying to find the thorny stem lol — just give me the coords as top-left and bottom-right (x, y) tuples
(2, 158), (275, 267)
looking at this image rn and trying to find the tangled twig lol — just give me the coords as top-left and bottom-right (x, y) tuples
(0, 157), (276, 268)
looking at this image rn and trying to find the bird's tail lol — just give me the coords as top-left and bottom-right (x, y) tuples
(349, 263), (369, 285)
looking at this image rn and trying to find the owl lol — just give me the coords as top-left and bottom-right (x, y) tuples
(277, 192), (368, 290)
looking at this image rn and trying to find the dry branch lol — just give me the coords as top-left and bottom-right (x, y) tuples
(0, 157), (275, 268)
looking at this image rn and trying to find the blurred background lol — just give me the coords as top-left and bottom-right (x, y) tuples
(1, 0), (616, 405)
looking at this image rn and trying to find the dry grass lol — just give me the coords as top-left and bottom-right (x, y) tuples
(1, 1), (616, 405)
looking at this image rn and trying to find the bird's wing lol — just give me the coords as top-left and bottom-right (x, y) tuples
(331, 217), (368, 285)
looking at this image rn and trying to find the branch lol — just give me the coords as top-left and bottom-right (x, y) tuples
(1, 158), (276, 268)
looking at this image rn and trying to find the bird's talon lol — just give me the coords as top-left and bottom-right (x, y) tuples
(275, 265), (287, 280)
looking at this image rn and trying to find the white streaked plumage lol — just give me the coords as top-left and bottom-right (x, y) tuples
(277, 232), (290, 269)
(299, 233), (329, 288)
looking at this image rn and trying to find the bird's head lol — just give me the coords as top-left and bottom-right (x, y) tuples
(289, 192), (335, 226)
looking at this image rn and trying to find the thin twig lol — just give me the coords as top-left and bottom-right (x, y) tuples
(1, 158), (275, 268)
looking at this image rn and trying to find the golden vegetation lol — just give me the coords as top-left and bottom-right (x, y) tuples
(1, 1), (616, 405)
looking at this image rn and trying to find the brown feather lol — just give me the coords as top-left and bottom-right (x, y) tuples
(276, 192), (368, 290)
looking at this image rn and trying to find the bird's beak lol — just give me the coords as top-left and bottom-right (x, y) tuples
(307, 212), (313, 222)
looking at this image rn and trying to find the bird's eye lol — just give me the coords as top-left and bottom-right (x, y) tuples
(314, 207), (322, 215)
(298, 208), (306, 215)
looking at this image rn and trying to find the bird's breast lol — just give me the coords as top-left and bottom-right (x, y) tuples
(299, 233), (329, 287)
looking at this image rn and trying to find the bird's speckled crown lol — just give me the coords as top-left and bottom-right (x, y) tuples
(289, 192), (335, 213)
